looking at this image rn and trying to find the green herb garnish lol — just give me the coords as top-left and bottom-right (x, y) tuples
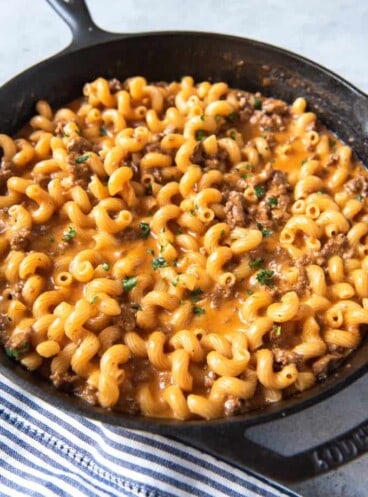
(274, 325), (282, 336)
(200, 115), (205, 121)
(193, 306), (205, 315)
(247, 290), (254, 296)
(131, 303), (142, 311)
(139, 222), (151, 239)
(102, 263), (110, 271)
(195, 130), (207, 141)
(254, 185), (266, 199)
(90, 295), (100, 304)
(147, 249), (154, 256)
(63, 226), (76, 242)
(267, 197), (278, 207)
(99, 126), (107, 136)
(249, 258), (264, 269)
(257, 222), (273, 238)
(123, 276), (138, 292)
(256, 269), (275, 288)
(5, 343), (30, 360)
(152, 257), (168, 270)
(190, 288), (204, 303)
(75, 154), (90, 164)
(357, 194), (364, 202)
(254, 96), (262, 110)
(172, 277), (180, 287)
(228, 112), (238, 121)
(230, 131), (237, 140)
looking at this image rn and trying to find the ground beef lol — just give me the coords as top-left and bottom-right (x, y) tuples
(5, 322), (32, 351)
(51, 371), (79, 392)
(0, 163), (13, 194)
(68, 158), (91, 189)
(249, 169), (292, 230)
(344, 176), (368, 196)
(318, 234), (349, 260)
(224, 395), (242, 416)
(325, 153), (339, 168)
(67, 137), (93, 154)
(209, 283), (235, 309)
(252, 112), (286, 132)
(294, 257), (311, 295)
(312, 353), (343, 379)
(273, 348), (302, 367)
(117, 227), (140, 242)
(230, 90), (254, 122)
(190, 143), (229, 172)
(9, 227), (31, 251)
(224, 191), (247, 229)
(114, 304), (136, 332)
(74, 382), (98, 405)
(262, 98), (289, 115)
(204, 370), (217, 388)
(108, 78), (122, 93)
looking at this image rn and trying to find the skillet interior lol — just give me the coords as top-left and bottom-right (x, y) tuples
(0, 32), (368, 434)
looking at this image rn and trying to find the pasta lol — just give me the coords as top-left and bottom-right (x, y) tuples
(0, 75), (367, 420)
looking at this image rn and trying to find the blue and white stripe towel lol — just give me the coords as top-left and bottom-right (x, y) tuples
(0, 374), (300, 497)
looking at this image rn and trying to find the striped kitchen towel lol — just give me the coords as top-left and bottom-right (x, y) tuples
(0, 374), (300, 497)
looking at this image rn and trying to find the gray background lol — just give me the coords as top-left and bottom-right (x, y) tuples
(1, 1), (367, 496)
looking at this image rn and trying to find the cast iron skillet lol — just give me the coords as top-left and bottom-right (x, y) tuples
(1, 0), (368, 483)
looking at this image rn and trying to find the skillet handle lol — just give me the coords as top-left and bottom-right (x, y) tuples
(171, 417), (368, 482)
(46, 0), (123, 52)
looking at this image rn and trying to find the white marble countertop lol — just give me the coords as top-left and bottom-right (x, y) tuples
(0, 2), (368, 497)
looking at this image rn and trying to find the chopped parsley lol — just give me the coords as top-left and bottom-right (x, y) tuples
(254, 96), (262, 110)
(152, 257), (168, 270)
(257, 222), (273, 237)
(274, 325), (282, 336)
(230, 131), (237, 140)
(267, 197), (278, 207)
(101, 263), (110, 271)
(193, 306), (205, 315)
(329, 138), (337, 148)
(247, 290), (254, 296)
(317, 191), (324, 195)
(139, 222), (151, 239)
(227, 112), (238, 121)
(172, 277), (180, 287)
(63, 226), (76, 242)
(254, 185), (266, 199)
(357, 194), (364, 202)
(131, 303), (142, 311)
(249, 258), (264, 269)
(301, 158), (308, 165)
(75, 154), (90, 164)
(195, 130), (207, 141)
(190, 288), (204, 303)
(5, 343), (30, 360)
(123, 276), (137, 292)
(90, 295), (100, 304)
(147, 249), (154, 256)
(99, 126), (108, 136)
(256, 269), (275, 288)
(200, 115), (205, 121)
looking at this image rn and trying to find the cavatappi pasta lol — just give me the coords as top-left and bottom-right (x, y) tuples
(0, 76), (367, 420)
